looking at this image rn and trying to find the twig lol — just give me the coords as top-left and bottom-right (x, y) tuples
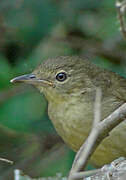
(0, 157), (13, 164)
(68, 88), (102, 180)
(68, 89), (126, 180)
(116, 0), (126, 39)
(70, 169), (101, 179)
(93, 88), (102, 126)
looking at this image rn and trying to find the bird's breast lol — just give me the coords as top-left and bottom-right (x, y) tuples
(48, 97), (93, 151)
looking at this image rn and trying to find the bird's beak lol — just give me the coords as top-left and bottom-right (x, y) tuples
(10, 74), (54, 87)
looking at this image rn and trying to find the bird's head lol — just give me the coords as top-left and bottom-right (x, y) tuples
(11, 56), (91, 102)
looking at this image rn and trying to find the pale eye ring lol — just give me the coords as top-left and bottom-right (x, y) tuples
(56, 72), (67, 82)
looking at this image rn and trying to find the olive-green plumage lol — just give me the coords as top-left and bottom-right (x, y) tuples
(11, 56), (126, 166)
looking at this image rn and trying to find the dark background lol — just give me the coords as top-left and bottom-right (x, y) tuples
(0, 0), (126, 179)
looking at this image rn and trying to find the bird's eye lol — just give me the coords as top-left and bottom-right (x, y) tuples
(56, 72), (67, 82)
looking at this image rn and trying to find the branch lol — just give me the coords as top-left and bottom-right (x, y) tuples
(116, 0), (126, 39)
(68, 88), (126, 180)
(0, 157), (13, 164)
(72, 157), (126, 180)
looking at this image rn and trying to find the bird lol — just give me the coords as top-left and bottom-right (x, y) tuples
(10, 56), (126, 167)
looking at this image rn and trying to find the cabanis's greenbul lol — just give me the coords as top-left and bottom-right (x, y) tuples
(11, 56), (126, 166)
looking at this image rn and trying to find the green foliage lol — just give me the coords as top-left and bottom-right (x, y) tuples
(0, 55), (13, 88)
(0, 91), (47, 132)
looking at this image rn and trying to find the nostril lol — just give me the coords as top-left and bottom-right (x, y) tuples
(29, 74), (36, 79)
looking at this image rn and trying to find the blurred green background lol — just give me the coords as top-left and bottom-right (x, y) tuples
(0, 0), (126, 179)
